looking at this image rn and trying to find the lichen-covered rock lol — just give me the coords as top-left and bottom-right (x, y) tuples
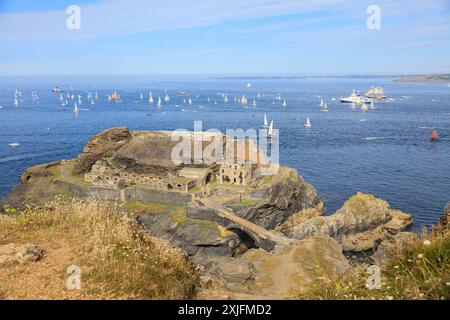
(73, 127), (132, 175)
(0, 244), (43, 268)
(283, 192), (413, 252)
(137, 213), (240, 257)
(197, 235), (350, 299)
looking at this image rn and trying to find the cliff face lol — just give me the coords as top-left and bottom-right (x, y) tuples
(223, 167), (320, 229)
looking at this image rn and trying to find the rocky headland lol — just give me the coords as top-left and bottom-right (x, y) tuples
(0, 127), (428, 299)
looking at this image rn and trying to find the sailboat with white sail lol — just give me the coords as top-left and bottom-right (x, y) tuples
(261, 113), (269, 129)
(323, 102), (329, 112)
(267, 120), (274, 137)
(282, 99), (287, 107)
(305, 117), (312, 128)
(74, 103), (79, 113)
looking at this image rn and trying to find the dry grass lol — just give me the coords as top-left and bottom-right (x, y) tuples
(293, 225), (450, 300)
(0, 197), (197, 300)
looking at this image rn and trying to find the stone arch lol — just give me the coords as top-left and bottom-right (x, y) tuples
(227, 224), (260, 250)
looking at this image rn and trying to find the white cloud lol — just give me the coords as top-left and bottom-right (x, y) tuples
(0, 0), (350, 42)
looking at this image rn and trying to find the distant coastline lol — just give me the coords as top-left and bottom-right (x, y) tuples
(393, 74), (450, 83)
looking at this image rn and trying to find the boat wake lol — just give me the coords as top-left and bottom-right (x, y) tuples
(363, 137), (396, 141)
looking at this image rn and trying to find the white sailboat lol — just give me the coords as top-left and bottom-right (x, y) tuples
(361, 102), (368, 112)
(14, 97), (19, 107)
(257, 92), (261, 98)
(207, 97), (210, 103)
(78, 95), (82, 104)
(253, 100), (257, 107)
(267, 120), (274, 137)
(305, 117), (312, 128)
(246, 82), (252, 88)
(157, 96), (162, 107)
(224, 95), (228, 103)
(59, 93), (63, 101)
(323, 102), (329, 112)
(8, 142), (20, 148)
(261, 113), (269, 129)
(74, 103), (79, 113)
(282, 99), (287, 107)
(95, 91), (99, 101)
(149, 92), (154, 104)
(320, 99), (324, 107)
(241, 95), (248, 104)
(188, 98), (193, 105)
(164, 93), (170, 102)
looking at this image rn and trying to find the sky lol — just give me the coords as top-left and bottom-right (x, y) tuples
(0, 0), (449, 76)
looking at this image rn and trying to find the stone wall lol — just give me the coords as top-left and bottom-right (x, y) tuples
(125, 186), (192, 205)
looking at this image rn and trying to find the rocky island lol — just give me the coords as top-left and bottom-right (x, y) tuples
(1, 128), (448, 300)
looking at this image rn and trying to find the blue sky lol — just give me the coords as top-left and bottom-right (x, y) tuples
(0, 0), (449, 75)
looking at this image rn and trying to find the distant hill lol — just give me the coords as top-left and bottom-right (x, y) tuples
(393, 74), (450, 83)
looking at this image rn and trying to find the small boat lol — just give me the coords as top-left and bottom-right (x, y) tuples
(241, 95), (248, 104)
(188, 98), (192, 105)
(282, 99), (287, 107)
(257, 92), (261, 98)
(74, 103), (79, 113)
(253, 100), (257, 107)
(52, 86), (63, 93)
(320, 99), (324, 107)
(305, 117), (312, 128)
(8, 142), (20, 147)
(246, 82), (252, 88)
(164, 93), (170, 102)
(361, 102), (369, 112)
(176, 91), (188, 96)
(261, 113), (269, 129)
(59, 93), (64, 101)
(95, 91), (99, 101)
(140, 93), (144, 100)
(323, 102), (329, 112)
(149, 92), (154, 104)
(430, 130), (439, 141)
(224, 95), (228, 103)
(78, 95), (82, 104)
(14, 98), (19, 107)
(157, 96), (162, 107)
(267, 120), (274, 137)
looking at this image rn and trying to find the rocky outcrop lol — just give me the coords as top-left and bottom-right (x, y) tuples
(439, 202), (450, 229)
(0, 244), (43, 268)
(283, 192), (413, 252)
(73, 127), (132, 175)
(225, 167), (320, 230)
(195, 235), (350, 299)
(137, 213), (240, 257)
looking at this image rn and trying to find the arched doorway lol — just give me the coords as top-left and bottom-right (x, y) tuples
(205, 172), (212, 184)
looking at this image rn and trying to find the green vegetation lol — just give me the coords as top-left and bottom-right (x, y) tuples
(294, 226), (450, 300)
(0, 197), (196, 299)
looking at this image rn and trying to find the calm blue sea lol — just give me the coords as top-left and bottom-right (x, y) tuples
(0, 76), (449, 229)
